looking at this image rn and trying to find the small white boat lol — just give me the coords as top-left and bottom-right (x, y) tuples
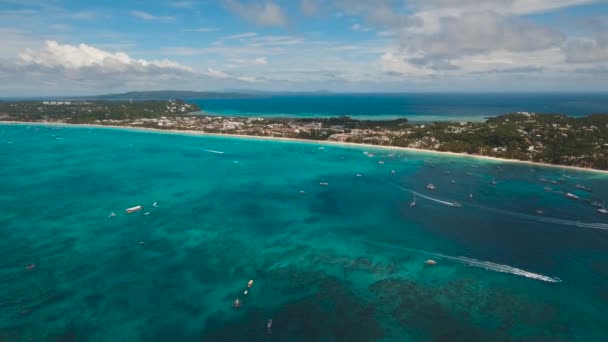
(299, 190), (306, 194)
(468, 192), (473, 200)
(320, 182), (329, 186)
(391, 170), (396, 175)
(426, 184), (436, 191)
(410, 194), (417, 207)
(425, 259), (437, 265)
(152, 201), (158, 207)
(125, 205), (143, 214)
(599, 202), (608, 214)
(591, 201), (602, 208)
(378, 160), (385, 165)
(144, 212), (151, 216)
(565, 193), (579, 200)
(490, 177), (497, 186)
(536, 210), (544, 215)
(108, 212), (116, 218)
(450, 180), (456, 184)
(356, 173), (362, 177)
(451, 202), (462, 207)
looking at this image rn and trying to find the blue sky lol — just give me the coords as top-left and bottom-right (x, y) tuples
(0, 0), (607, 95)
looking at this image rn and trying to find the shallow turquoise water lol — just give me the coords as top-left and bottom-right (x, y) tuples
(1, 124), (608, 341)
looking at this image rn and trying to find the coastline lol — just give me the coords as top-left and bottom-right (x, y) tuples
(3, 120), (608, 175)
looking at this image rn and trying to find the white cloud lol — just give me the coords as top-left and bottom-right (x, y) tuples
(205, 68), (230, 79)
(412, 0), (596, 15)
(351, 23), (370, 32)
(186, 27), (219, 33)
(223, 0), (287, 27)
(230, 57), (268, 65)
(224, 32), (258, 40)
(130, 10), (175, 23)
(13, 40), (191, 72)
(300, 0), (319, 16)
(563, 38), (608, 63)
(237, 75), (257, 82)
(168, 1), (197, 9)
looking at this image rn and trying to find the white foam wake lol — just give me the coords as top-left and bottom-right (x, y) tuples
(467, 203), (608, 231)
(191, 148), (225, 154)
(371, 242), (561, 283)
(383, 180), (462, 207)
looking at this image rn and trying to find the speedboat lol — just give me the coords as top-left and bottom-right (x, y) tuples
(320, 182), (329, 186)
(425, 259), (437, 265)
(599, 202), (608, 214)
(426, 184), (436, 191)
(539, 178), (548, 183)
(490, 177), (497, 186)
(565, 193), (579, 200)
(356, 173), (362, 177)
(451, 202), (462, 207)
(576, 184), (592, 192)
(125, 206), (143, 214)
(410, 194), (417, 207)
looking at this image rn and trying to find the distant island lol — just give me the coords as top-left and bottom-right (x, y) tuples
(1, 100), (607, 170)
(69, 90), (261, 101)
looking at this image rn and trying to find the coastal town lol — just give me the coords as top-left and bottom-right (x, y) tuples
(1, 100), (607, 170)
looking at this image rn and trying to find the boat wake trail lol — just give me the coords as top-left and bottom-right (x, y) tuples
(370, 242), (562, 283)
(383, 180), (461, 207)
(191, 148), (225, 154)
(467, 203), (608, 231)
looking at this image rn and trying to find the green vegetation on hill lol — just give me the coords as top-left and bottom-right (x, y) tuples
(0, 100), (200, 123)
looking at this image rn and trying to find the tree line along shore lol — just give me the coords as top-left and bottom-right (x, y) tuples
(1, 100), (607, 170)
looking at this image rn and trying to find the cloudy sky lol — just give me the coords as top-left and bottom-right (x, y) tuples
(0, 0), (607, 95)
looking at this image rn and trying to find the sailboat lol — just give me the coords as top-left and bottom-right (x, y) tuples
(599, 201), (608, 214)
(410, 194), (417, 207)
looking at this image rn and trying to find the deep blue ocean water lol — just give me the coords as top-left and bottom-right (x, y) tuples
(192, 93), (608, 121)
(2, 123), (608, 341)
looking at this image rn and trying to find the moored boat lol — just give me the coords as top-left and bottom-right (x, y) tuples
(565, 193), (579, 200)
(125, 206), (143, 214)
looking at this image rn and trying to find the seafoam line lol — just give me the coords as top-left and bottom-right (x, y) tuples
(370, 242), (561, 283)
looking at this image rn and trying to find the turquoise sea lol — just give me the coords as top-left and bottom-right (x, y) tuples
(2, 123), (608, 341)
(193, 93), (608, 121)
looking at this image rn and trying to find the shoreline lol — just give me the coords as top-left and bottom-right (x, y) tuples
(2, 120), (608, 175)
